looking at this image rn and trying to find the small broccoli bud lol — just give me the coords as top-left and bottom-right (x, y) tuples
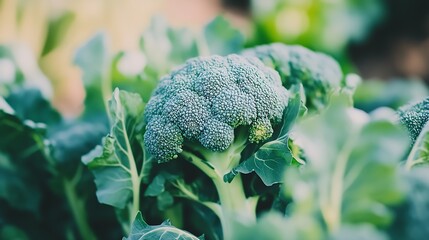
(249, 118), (274, 143)
(144, 54), (289, 162)
(398, 97), (429, 142)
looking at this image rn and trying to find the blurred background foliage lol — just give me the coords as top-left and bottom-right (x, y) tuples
(1, 1), (429, 239)
(0, 0), (428, 115)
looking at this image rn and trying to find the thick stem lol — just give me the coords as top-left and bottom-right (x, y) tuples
(115, 94), (141, 228)
(124, 141), (140, 227)
(182, 149), (257, 240)
(212, 174), (257, 240)
(129, 173), (141, 226)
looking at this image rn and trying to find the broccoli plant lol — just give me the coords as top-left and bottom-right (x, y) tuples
(7, 14), (429, 240)
(80, 41), (344, 240)
(143, 54), (289, 239)
(243, 43), (343, 111)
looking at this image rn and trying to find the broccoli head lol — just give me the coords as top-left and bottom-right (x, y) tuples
(144, 54), (289, 162)
(242, 43), (342, 111)
(398, 97), (429, 142)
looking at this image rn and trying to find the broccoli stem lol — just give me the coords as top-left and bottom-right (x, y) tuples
(213, 174), (257, 240)
(188, 155), (256, 240)
(183, 131), (256, 240)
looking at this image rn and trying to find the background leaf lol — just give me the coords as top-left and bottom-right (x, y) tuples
(140, 16), (199, 75)
(6, 88), (61, 126)
(203, 16), (244, 55)
(74, 32), (110, 116)
(286, 94), (409, 233)
(390, 168), (429, 240)
(124, 212), (202, 240)
(232, 212), (323, 240)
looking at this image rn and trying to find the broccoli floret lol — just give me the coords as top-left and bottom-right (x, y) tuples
(242, 43), (342, 111)
(398, 97), (429, 143)
(144, 54), (289, 163)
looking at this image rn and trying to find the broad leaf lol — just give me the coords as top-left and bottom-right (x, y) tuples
(145, 171), (190, 211)
(111, 51), (158, 103)
(82, 136), (132, 208)
(6, 88), (61, 126)
(0, 97), (46, 164)
(42, 11), (75, 55)
(0, 153), (41, 212)
(0, 98), (46, 212)
(74, 32), (109, 88)
(49, 119), (108, 177)
(203, 16), (244, 55)
(226, 90), (301, 186)
(286, 95), (409, 231)
(123, 212), (202, 240)
(145, 172), (178, 197)
(82, 89), (147, 209)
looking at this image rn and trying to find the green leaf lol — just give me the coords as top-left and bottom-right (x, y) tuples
(145, 172), (178, 197)
(0, 97), (46, 163)
(203, 16), (244, 55)
(82, 89), (147, 209)
(6, 88), (61, 126)
(49, 119), (108, 177)
(42, 12), (75, 56)
(167, 28), (199, 65)
(286, 94), (409, 231)
(144, 172), (183, 211)
(74, 32), (109, 88)
(227, 90), (301, 186)
(74, 32), (110, 115)
(405, 122), (429, 170)
(0, 225), (29, 240)
(0, 98), (47, 212)
(140, 16), (198, 74)
(0, 154), (41, 212)
(123, 212), (202, 240)
(111, 51), (158, 103)
(354, 79), (429, 113)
